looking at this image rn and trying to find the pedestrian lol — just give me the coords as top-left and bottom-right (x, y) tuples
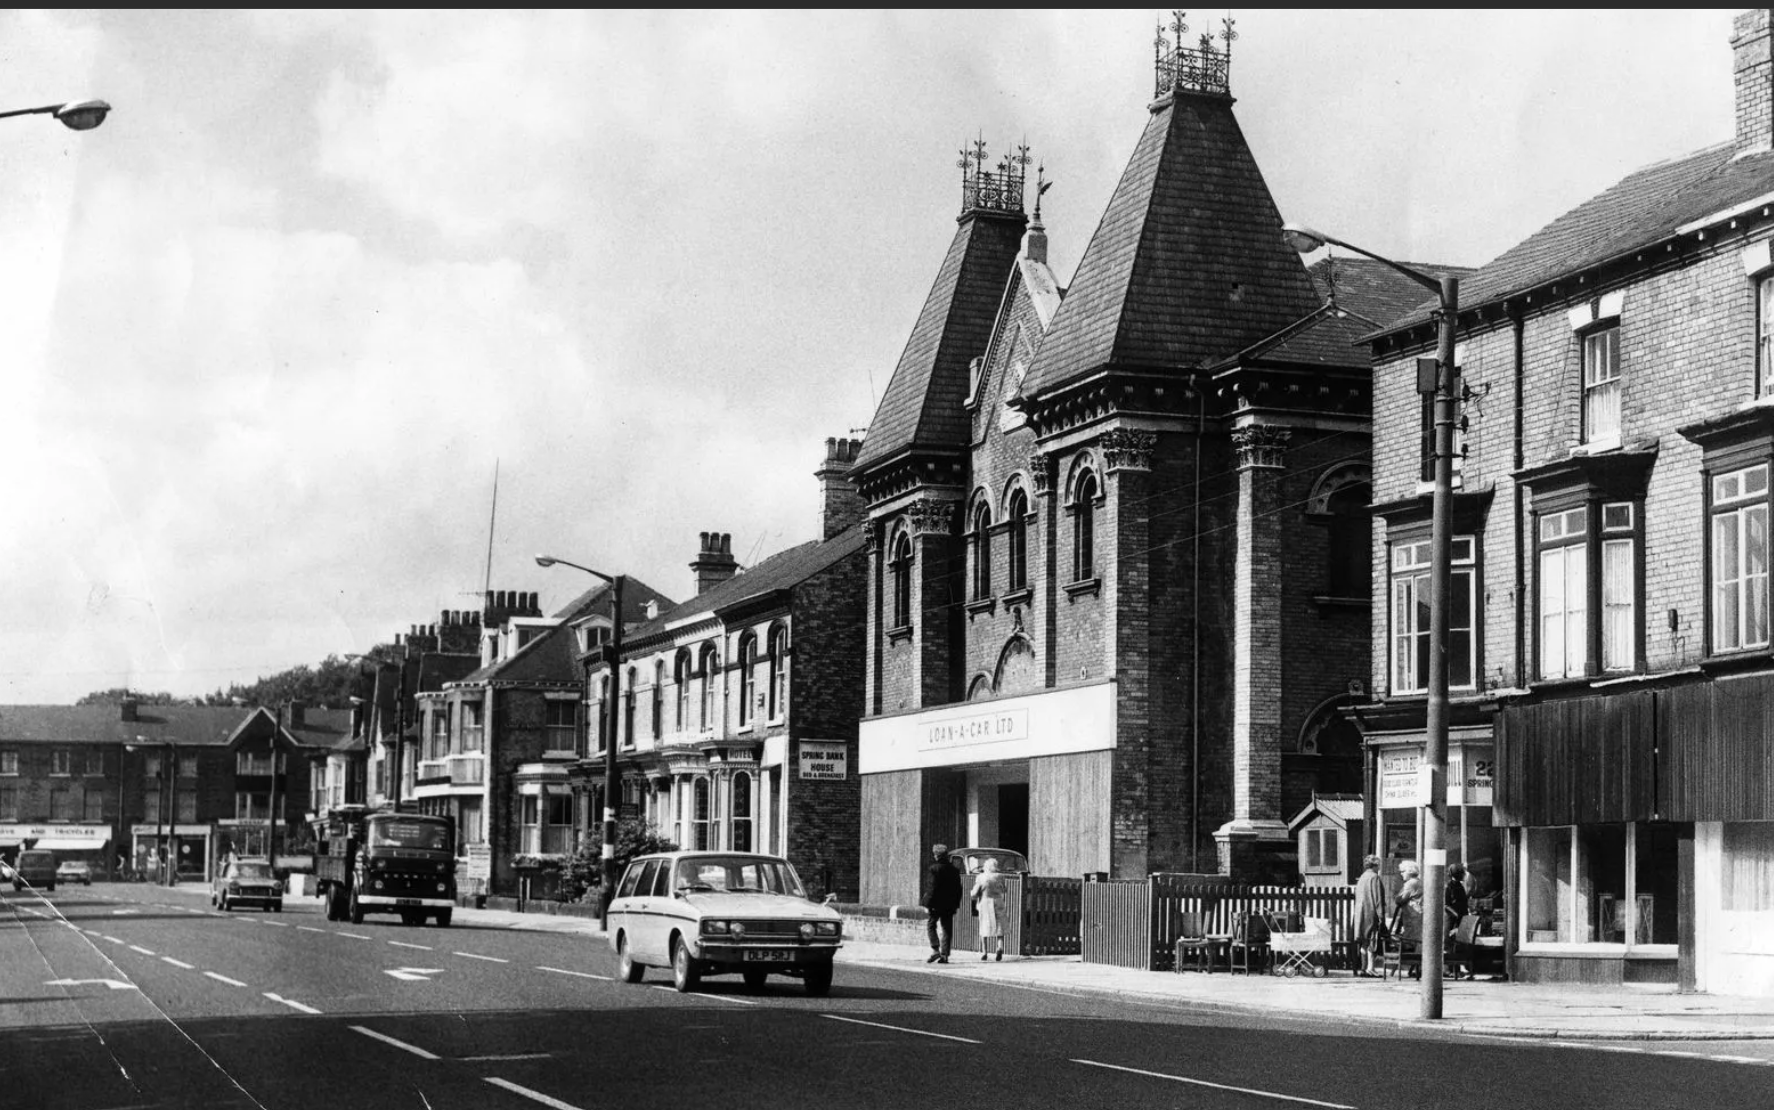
(1446, 862), (1470, 923)
(1393, 860), (1424, 977)
(970, 857), (1008, 962)
(1353, 854), (1387, 977)
(922, 843), (962, 964)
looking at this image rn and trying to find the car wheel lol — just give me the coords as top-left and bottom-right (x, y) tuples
(617, 933), (644, 983)
(348, 888), (364, 925)
(435, 909), (452, 928)
(803, 963), (833, 998)
(272, 902), (282, 913)
(742, 968), (768, 991)
(671, 938), (701, 993)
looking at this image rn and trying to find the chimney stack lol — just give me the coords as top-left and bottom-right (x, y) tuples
(691, 531), (739, 595)
(120, 698), (138, 723)
(287, 700), (306, 729)
(816, 436), (866, 540)
(1735, 9), (1774, 155)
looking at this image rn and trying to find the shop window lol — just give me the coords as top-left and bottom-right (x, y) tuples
(731, 771), (752, 853)
(1522, 823), (1676, 947)
(1582, 325), (1621, 445)
(1710, 463), (1770, 653)
(1005, 488), (1029, 592)
(970, 502), (993, 600)
(1723, 822), (1774, 911)
(1389, 536), (1477, 695)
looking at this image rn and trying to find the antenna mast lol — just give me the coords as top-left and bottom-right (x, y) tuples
(481, 460), (499, 607)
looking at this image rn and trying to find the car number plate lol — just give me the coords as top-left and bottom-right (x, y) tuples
(742, 948), (794, 962)
(395, 898), (421, 906)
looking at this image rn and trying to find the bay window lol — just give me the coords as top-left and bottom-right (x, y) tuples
(1535, 501), (1639, 680)
(1711, 463), (1770, 653)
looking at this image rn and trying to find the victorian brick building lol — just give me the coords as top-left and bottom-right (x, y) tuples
(852, 25), (1407, 901)
(1358, 9), (1774, 995)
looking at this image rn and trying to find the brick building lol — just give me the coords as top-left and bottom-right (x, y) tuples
(851, 26), (1414, 901)
(1357, 9), (1774, 994)
(581, 438), (868, 901)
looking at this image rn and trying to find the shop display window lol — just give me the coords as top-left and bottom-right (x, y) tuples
(1521, 822), (1677, 948)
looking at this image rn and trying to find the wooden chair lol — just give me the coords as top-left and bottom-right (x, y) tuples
(1447, 913), (1481, 980)
(1229, 910), (1272, 975)
(1174, 911), (1219, 973)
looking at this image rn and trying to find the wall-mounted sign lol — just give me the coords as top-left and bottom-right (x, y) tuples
(1377, 744), (1495, 807)
(858, 682), (1114, 774)
(464, 843), (491, 882)
(798, 740), (848, 781)
(0, 824), (109, 842)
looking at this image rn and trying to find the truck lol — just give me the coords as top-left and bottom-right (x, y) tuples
(312, 806), (457, 927)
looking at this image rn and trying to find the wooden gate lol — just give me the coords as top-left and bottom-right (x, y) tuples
(1080, 879), (1151, 968)
(949, 875), (1081, 957)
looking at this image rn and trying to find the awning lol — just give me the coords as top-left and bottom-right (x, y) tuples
(31, 837), (108, 852)
(0, 837), (20, 848)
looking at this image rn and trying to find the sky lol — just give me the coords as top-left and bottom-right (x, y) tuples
(0, 9), (1741, 704)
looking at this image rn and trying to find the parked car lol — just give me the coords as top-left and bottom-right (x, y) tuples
(950, 847), (1028, 877)
(12, 849), (58, 892)
(607, 851), (842, 996)
(212, 857), (283, 912)
(55, 860), (92, 886)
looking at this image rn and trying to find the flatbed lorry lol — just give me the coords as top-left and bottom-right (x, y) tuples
(313, 806), (457, 926)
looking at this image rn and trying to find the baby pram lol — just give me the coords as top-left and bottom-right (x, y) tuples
(1268, 915), (1335, 977)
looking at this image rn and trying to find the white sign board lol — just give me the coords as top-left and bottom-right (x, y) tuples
(858, 681), (1114, 774)
(1378, 750), (1423, 808)
(0, 824), (110, 842)
(1378, 745), (1495, 808)
(798, 740), (848, 781)
(465, 843), (491, 882)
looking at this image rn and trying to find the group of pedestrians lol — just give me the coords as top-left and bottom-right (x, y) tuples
(1352, 854), (1481, 978)
(921, 843), (1007, 964)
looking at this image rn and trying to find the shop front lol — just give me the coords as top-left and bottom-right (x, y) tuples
(0, 822), (114, 873)
(131, 824), (212, 882)
(1368, 727), (1502, 899)
(858, 681), (1114, 904)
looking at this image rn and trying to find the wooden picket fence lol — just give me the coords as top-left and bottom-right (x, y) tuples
(1083, 876), (1358, 971)
(949, 875), (1084, 957)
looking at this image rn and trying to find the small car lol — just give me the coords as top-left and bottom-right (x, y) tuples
(212, 857), (283, 912)
(950, 847), (1029, 877)
(12, 849), (58, 892)
(55, 860), (92, 886)
(608, 851), (842, 996)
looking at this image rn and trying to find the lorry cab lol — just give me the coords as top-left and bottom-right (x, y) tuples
(317, 810), (458, 927)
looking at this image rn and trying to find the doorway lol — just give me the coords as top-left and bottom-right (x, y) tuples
(997, 782), (1029, 856)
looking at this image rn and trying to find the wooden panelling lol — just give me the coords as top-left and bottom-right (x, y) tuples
(1510, 954), (1625, 985)
(920, 768), (965, 862)
(860, 770), (923, 905)
(1031, 749), (1113, 876)
(1494, 689), (1657, 827)
(1659, 677), (1774, 822)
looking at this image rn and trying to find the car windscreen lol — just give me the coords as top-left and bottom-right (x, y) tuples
(233, 863), (273, 879)
(367, 819), (453, 852)
(673, 857), (805, 897)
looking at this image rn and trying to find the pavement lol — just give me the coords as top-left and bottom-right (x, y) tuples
(160, 880), (1774, 1042)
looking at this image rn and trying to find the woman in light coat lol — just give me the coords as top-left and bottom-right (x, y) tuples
(970, 857), (1008, 961)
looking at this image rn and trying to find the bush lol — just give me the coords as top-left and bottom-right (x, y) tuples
(560, 818), (678, 902)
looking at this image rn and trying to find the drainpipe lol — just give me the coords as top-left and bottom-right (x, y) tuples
(1512, 309), (1527, 687)
(1190, 374), (1205, 872)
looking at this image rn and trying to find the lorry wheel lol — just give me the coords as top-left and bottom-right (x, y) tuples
(671, 938), (700, 993)
(803, 964), (833, 997)
(435, 909), (452, 928)
(348, 889), (364, 925)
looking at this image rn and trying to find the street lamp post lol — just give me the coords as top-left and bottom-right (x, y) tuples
(536, 554), (625, 926)
(0, 99), (111, 131)
(126, 736), (177, 886)
(1285, 223), (1459, 1020)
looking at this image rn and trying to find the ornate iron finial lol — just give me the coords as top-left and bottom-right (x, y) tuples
(958, 133), (1029, 217)
(1033, 164), (1051, 219)
(1221, 14), (1237, 50)
(1154, 6), (1231, 98)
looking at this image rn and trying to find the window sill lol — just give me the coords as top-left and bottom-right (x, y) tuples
(1001, 587), (1033, 607)
(886, 625), (914, 645)
(1064, 578), (1101, 599)
(965, 597), (997, 617)
(1697, 647), (1774, 677)
(1515, 942), (1675, 959)
(1310, 595), (1369, 610)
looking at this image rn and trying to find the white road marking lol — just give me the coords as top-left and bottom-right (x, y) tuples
(162, 957), (195, 969)
(462, 1053), (552, 1061)
(350, 1025), (439, 1060)
(483, 1077), (586, 1110)
(389, 941), (433, 950)
(296, 926), (326, 933)
(102, 936), (125, 945)
(81, 929), (101, 936)
(339, 932), (371, 940)
(455, 951), (509, 963)
(821, 1014), (978, 1043)
(262, 920), (289, 927)
(384, 967), (445, 982)
(128, 945), (156, 956)
(45, 978), (136, 990)
(538, 966), (610, 980)
(1072, 1059), (1357, 1110)
(204, 972), (247, 987)
(264, 992), (321, 1014)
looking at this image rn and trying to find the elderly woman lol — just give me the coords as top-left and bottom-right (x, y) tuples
(1392, 860), (1425, 977)
(1353, 855), (1388, 977)
(970, 857), (1008, 962)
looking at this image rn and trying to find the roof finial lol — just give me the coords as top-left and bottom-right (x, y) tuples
(957, 133), (1031, 218)
(1154, 7), (1232, 98)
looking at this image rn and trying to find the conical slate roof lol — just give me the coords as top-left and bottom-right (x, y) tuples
(852, 210), (1027, 471)
(1022, 90), (1322, 398)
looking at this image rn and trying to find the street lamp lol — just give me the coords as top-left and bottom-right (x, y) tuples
(124, 736), (177, 886)
(1285, 223), (1459, 1020)
(536, 553), (626, 925)
(0, 99), (111, 131)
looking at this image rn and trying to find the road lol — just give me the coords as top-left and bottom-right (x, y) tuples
(2, 883), (1770, 1110)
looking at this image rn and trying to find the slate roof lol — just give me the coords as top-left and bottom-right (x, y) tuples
(0, 704), (259, 748)
(1381, 143), (1774, 334)
(622, 524), (867, 648)
(416, 652), (481, 693)
(284, 708), (355, 752)
(457, 576), (676, 686)
(552, 576), (676, 625)
(852, 212), (1028, 471)
(1225, 257), (1479, 369)
(1022, 91), (1323, 397)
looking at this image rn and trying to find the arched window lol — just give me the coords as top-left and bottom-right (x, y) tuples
(890, 531), (913, 629)
(1072, 469), (1098, 581)
(692, 776), (711, 850)
(651, 661), (664, 738)
(1006, 488), (1029, 591)
(768, 625), (788, 720)
(731, 771), (752, 852)
(674, 651), (691, 731)
(701, 645), (720, 732)
(738, 634), (757, 727)
(622, 667), (636, 749)
(971, 501), (992, 599)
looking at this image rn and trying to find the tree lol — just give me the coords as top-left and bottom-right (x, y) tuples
(560, 818), (678, 902)
(75, 687), (182, 706)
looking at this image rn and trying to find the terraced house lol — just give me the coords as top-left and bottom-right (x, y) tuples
(1357, 9), (1774, 994)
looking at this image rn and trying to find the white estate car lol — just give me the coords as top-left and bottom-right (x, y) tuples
(608, 851), (842, 996)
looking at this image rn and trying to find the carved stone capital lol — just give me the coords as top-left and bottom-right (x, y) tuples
(1100, 428), (1158, 473)
(1232, 424), (1290, 471)
(906, 498), (958, 537)
(1028, 451), (1055, 496)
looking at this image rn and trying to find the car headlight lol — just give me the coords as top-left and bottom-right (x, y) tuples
(228, 882), (240, 892)
(701, 920), (730, 936)
(814, 921), (840, 937)
(730, 922), (746, 939)
(373, 879), (384, 890)
(799, 922), (816, 941)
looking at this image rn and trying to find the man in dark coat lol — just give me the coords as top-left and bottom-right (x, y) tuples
(923, 843), (962, 964)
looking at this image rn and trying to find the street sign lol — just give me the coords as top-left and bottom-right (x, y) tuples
(384, 967), (444, 982)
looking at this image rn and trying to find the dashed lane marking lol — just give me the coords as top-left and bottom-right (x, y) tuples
(462, 1053), (551, 1062)
(389, 941), (433, 950)
(350, 1025), (439, 1060)
(296, 926), (326, 933)
(821, 1014), (980, 1044)
(483, 1077), (586, 1110)
(1072, 1059), (1357, 1110)
(265, 993), (321, 1015)
(339, 932), (371, 940)
(101, 936), (125, 945)
(645, 984), (758, 1006)
(456, 952), (510, 963)
(162, 957), (195, 969)
(537, 966), (609, 980)
(204, 972), (247, 988)
(128, 945), (155, 956)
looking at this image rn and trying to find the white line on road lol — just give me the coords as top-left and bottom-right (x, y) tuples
(162, 957), (195, 969)
(455, 951), (510, 963)
(296, 926), (326, 933)
(102, 936), (125, 945)
(537, 966), (610, 980)
(339, 932), (371, 940)
(642, 985), (756, 1006)
(1071, 1059), (1357, 1110)
(484, 1077), (586, 1110)
(821, 1014), (978, 1042)
(264, 992), (322, 1015)
(262, 921), (289, 927)
(389, 941), (433, 950)
(128, 945), (155, 956)
(81, 929), (101, 936)
(350, 1025), (439, 1060)
(462, 1053), (552, 1061)
(204, 972), (247, 987)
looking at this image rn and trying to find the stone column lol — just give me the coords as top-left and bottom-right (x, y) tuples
(1216, 424), (1293, 880)
(908, 497), (961, 707)
(1030, 451), (1059, 687)
(1102, 428), (1157, 877)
